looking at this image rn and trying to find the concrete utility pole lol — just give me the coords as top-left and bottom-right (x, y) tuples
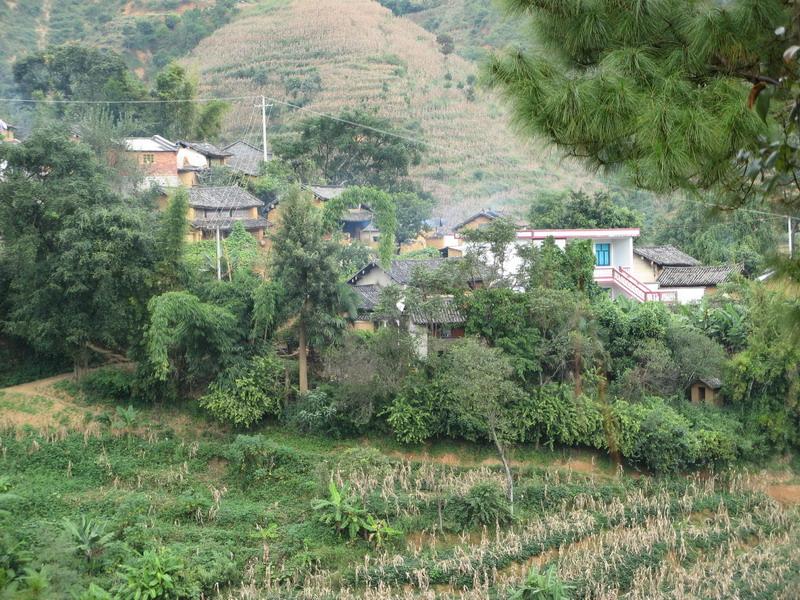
(259, 95), (273, 163)
(789, 216), (794, 259)
(216, 226), (222, 281)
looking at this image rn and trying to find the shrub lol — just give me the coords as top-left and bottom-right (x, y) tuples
(199, 353), (286, 428)
(62, 516), (114, 572)
(116, 547), (193, 600)
(311, 482), (401, 546)
(510, 565), (573, 599)
(447, 483), (512, 532)
(286, 389), (339, 435)
(80, 367), (135, 402)
(226, 435), (309, 484)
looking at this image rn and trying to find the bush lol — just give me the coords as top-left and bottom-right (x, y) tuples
(286, 389), (340, 435)
(199, 353), (286, 427)
(226, 435), (310, 484)
(510, 565), (573, 599)
(80, 367), (135, 402)
(447, 483), (512, 532)
(116, 547), (195, 600)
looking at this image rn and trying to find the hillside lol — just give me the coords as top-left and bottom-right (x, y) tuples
(184, 0), (598, 222)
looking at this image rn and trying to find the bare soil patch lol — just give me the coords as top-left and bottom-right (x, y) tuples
(767, 484), (800, 505)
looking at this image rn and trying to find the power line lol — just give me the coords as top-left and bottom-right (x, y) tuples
(0, 95), (258, 105)
(4, 91), (797, 223)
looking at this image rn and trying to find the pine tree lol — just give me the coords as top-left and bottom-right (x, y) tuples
(485, 0), (788, 192)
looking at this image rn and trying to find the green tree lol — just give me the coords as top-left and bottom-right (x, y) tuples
(529, 190), (642, 230)
(437, 338), (525, 510)
(155, 189), (189, 291)
(393, 191), (435, 244)
(140, 291), (238, 398)
(200, 352), (286, 427)
(462, 216), (518, 282)
(271, 187), (355, 392)
(13, 45), (146, 119)
(274, 108), (424, 189)
(0, 129), (157, 374)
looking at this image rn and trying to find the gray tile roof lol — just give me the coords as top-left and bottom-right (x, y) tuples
(307, 185), (346, 201)
(410, 297), (465, 325)
(222, 140), (265, 176)
(187, 186), (264, 209)
(352, 284), (383, 311)
(191, 217), (268, 232)
(695, 376), (723, 390)
(340, 208), (374, 223)
(349, 257), (487, 286)
(453, 209), (504, 231)
(657, 265), (740, 287)
(634, 245), (701, 267)
(178, 141), (232, 158)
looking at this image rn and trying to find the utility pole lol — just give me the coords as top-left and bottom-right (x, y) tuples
(789, 216), (794, 260)
(259, 95), (273, 163)
(216, 226), (222, 281)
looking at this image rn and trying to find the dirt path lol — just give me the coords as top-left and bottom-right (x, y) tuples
(36, 0), (51, 50)
(1, 371), (76, 399)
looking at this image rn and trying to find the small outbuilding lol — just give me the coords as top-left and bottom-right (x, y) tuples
(690, 377), (723, 406)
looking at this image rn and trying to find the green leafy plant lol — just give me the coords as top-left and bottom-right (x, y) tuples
(114, 405), (140, 431)
(510, 565), (573, 599)
(312, 481), (374, 541)
(62, 516), (114, 572)
(116, 548), (183, 600)
(76, 583), (112, 600)
(448, 483), (513, 532)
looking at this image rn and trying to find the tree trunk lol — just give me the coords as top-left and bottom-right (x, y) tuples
(298, 316), (308, 394)
(491, 429), (514, 515)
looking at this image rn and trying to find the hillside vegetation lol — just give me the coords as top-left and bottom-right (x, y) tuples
(2, 378), (799, 598)
(184, 0), (597, 221)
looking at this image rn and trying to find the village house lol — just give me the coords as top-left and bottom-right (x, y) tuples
(186, 186), (268, 243)
(690, 377), (723, 406)
(223, 140), (270, 178)
(176, 141), (232, 186)
(348, 258), (483, 356)
(124, 135), (181, 188)
(0, 119), (18, 143)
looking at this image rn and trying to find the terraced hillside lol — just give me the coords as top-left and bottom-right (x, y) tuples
(185, 0), (598, 221)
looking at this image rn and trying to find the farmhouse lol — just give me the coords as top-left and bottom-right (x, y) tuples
(186, 186), (267, 242)
(0, 119), (17, 143)
(690, 377), (723, 406)
(348, 258), (482, 356)
(124, 135), (180, 188)
(222, 140), (267, 178)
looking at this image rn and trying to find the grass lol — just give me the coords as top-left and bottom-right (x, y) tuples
(1, 378), (799, 598)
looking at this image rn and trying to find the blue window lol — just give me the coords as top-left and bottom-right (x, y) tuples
(595, 243), (610, 266)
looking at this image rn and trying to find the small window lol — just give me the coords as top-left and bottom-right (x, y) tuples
(142, 153), (155, 165)
(372, 235), (380, 242)
(595, 243), (611, 267)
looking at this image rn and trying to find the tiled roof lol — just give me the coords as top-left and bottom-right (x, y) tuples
(187, 186), (264, 209)
(657, 265), (740, 287)
(352, 284), (383, 311)
(307, 184), (346, 201)
(696, 377), (723, 390)
(124, 135), (177, 152)
(634, 245), (701, 267)
(410, 297), (465, 325)
(348, 257), (485, 286)
(191, 217), (268, 232)
(177, 141), (232, 158)
(222, 140), (265, 176)
(453, 209), (504, 231)
(340, 208), (374, 222)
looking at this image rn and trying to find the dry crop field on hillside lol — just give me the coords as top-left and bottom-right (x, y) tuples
(185, 0), (597, 221)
